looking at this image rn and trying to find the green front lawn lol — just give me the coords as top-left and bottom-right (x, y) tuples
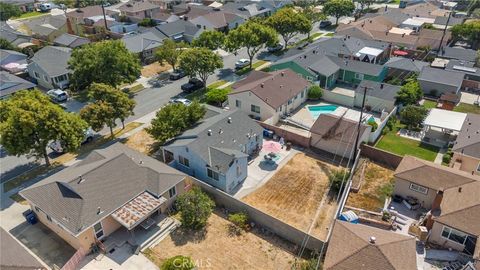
(422, 100), (437, 109)
(323, 33), (335, 37)
(14, 11), (46, 19)
(375, 122), (439, 161)
(235, 60), (268, 76)
(453, 103), (480, 114)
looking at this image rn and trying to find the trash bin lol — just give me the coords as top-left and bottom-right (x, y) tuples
(286, 142), (292, 150)
(22, 209), (37, 225)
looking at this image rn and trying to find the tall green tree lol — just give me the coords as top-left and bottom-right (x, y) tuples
(80, 101), (117, 137)
(323, 0), (355, 25)
(354, 0), (374, 16)
(179, 48), (223, 89)
(400, 105), (428, 129)
(225, 21), (278, 69)
(451, 21), (480, 47)
(0, 3), (21, 21)
(0, 38), (16, 50)
(266, 7), (311, 48)
(192, 30), (225, 50)
(176, 186), (215, 230)
(155, 39), (188, 72)
(302, 7), (326, 38)
(395, 77), (423, 105)
(0, 90), (87, 166)
(68, 40), (141, 91)
(147, 101), (206, 144)
(88, 83), (136, 129)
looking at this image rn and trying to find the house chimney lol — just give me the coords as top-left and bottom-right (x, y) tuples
(369, 236), (376, 244)
(227, 117), (232, 123)
(97, 207), (102, 215)
(380, 83), (384, 89)
(402, 33), (405, 37)
(431, 190), (443, 212)
(261, 83), (264, 88)
(207, 129), (212, 136)
(281, 71), (285, 76)
(458, 187), (462, 193)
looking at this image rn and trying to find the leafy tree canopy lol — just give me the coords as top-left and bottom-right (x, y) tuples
(0, 90), (87, 166)
(266, 7), (311, 48)
(176, 186), (215, 230)
(205, 88), (230, 106)
(192, 30), (225, 50)
(323, 0), (355, 25)
(225, 21), (278, 68)
(451, 21), (480, 47)
(69, 40), (141, 91)
(0, 38), (16, 50)
(307, 85), (323, 100)
(0, 3), (21, 21)
(138, 18), (157, 27)
(156, 39), (188, 72)
(400, 105), (428, 129)
(395, 77), (423, 105)
(147, 101), (206, 144)
(179, 48), (223, 88)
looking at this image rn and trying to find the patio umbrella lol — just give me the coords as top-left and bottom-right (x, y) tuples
(262, 141), (282, 153)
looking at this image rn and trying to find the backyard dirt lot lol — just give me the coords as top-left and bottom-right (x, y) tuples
(346, 161), (395, 212)
(141, 62), (172, 78)
(242, 153), (339, 240)
(146, 212), (300, 270)
(123, 129), (157, 155)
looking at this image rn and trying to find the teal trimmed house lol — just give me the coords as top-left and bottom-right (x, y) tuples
(270, 53), (387, 89)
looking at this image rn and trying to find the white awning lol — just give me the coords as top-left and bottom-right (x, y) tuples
(356, 47), (383, 57)
(423, 108), (467, 132)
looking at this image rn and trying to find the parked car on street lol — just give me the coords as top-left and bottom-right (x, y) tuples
(169, 69), (186, 80)
(170, 98), (192, 106)
(47, 89), (68, 103)
(235, 59), (250, 69)
(181, 78), (204, 93)
(319, 20), (332, 29)
(49, 128), (95, 153)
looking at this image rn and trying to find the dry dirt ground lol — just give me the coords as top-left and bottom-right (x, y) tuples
(242, 153), (339, 240)
(141, 62), (172, 77)
(346, 161), (395, 212)
(123, 129), (157, 155)
(147, 212), (301, 270)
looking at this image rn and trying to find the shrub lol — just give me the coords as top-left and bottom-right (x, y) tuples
(205, 88), (230, 106)
(176, 186), (215, 230)
(329, 169), (350, 194)
(442, 149), (453, 165)
(138, 18), (156, 27)
(307, 85), (323, 100)
(228, 212), (248, 235)
(382, 210), (391, 221)
(161, 255), (195, 270)
(368, 121), (378, 132)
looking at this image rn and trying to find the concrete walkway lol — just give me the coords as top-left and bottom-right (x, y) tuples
(434, 148), (447, 165)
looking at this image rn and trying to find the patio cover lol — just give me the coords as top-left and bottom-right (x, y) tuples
(423, 108), (467, 132)
(355, 47), (383, 58)
(112, 192), (166, 230)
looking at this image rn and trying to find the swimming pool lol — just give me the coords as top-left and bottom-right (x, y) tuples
(307, 105), (338, 119)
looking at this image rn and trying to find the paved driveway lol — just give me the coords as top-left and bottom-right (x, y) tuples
(80, 244), (158, 270)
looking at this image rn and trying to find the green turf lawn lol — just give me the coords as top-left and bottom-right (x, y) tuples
(422, 100), (437, 109)
(375, 122), (439, 161)
(453, 103), (480, 114)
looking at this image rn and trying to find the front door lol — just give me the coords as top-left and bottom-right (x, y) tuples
(93, 222), (105, 240)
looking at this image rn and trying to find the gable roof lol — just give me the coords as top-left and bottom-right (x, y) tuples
(190, 10), (243, 29)
(165, 110), (263, 174)
(385, 57), (429, 72)
(155, 20), (201, 37)
(222, 2), (271, 19)
(394, 155), (480, 191)
(54, 33), (90, 48)
(324, 221), (417, 270)
(0, 21), (31, 46)
(0, 49), (27, 66)
(23, 15), (66, 36)
(119, 0), (159, 13)
(0, 71), (35, 98)
(67, 5), (116, 19)
(121, 31), (166, 53)
(438, 47), (478, 62)
(355, 80), (401, 102)
(434, 16), (463, 27)
(452, 113), (480, 159)
(310, 114), (370, 144)
(230, 69), (310, 109)
(0, 228), (46, 270)
(20, 143), (185, 236)
(29, 46), (72, 77)
(418, 66), (464, 87)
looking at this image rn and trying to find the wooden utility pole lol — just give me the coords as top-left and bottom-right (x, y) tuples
(352, 86), (368, 161)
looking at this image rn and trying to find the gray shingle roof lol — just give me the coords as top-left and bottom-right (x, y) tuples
(329, 56), (385, 76)
(53, 33), (90, 48)
(222, 2), (271, 19)
(355, 80), (400, 102)
(0, 228), (45, 270)
(0, 49), (27, 66)
(452, 113), (480, 159)
(121, 31), (166, 53)
(24, 15), (66, 36)
(418, 66), (465, 87)
(0, 21), (31, 46)
(166, 110), (263, 173)
(438, 47), (477, 62)
(155, 20), (200, 37)
(434, 16), (463, 26)
(29, 46), (72, 77)
(385, 57), (429, 72)
(20, 143), (185, 235)
(0, 71), (36, 98)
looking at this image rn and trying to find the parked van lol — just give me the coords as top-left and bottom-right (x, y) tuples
(39, 3), (53, 12)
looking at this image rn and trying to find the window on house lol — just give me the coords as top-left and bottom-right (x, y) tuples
(179, 155), (189, 167)
(46, 215), (52, 222)
(477, 162), (480, 172)
(251, 104), (260, 113)
(168, 186), (176, 198)
(34, 71), (39, 78)
(236, 166), (241, 177)
(441, 226), (467, 245)
(288, 99), (292, 105)
(409, 183), (428, 194)
(207, 168), (219, 180)
(55, 74), (68, 83)
(236, 99), (241, 108)
(301, 90), (305, 98)
(43, 75), (49, 82)
(354, 73), (364, 80)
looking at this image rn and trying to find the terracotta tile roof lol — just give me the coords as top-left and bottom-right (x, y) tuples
(394, 155), (480, 191)
(230, 69), (310, 109)
(324, 221), (417, 270)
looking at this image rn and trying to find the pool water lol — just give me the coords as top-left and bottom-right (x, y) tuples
(307, 105), (338, 118)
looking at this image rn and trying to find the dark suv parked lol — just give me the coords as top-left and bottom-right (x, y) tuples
(181, 78), (204, 93)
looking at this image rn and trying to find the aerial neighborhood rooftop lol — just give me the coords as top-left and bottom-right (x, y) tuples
(0, 0), (479, 269)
